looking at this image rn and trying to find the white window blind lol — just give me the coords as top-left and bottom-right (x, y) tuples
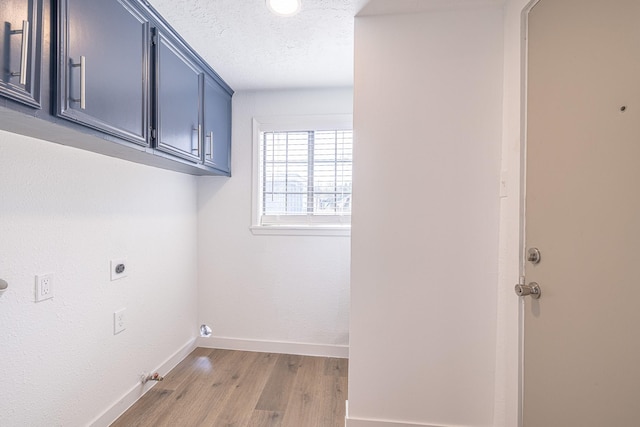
(260, 129), (352, 225)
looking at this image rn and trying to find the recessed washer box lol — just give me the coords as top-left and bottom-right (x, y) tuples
(110, 259), (128, 281)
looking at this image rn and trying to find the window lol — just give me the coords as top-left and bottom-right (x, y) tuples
(252, 115), (353, 236)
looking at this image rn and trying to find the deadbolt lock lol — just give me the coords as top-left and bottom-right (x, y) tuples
(527, 247), (541, 264)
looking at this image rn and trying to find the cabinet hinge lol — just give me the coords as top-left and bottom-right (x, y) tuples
(151, 128), (157, 139)
(152, 35), (158, 46)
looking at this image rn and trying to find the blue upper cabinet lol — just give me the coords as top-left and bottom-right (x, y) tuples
(0, 0), (233, 175)
(0, 0), (43, 108)
(151, 14), (233, 173)
(203, 74), (232, 175)
(153, 28), (203, 162)
(56, 0), (150, 146)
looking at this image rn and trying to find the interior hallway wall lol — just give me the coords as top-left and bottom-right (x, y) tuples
(197, 88), (353, 356)
(0, 129), (198, 426)
(348, 4), (504, 426)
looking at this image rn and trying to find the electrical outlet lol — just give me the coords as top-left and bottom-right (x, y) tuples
(110, 258), (128, 281)
(114, 308), (126, 334)
(35, 273), (54, 302)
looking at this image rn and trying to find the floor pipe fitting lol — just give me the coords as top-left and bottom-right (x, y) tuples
(141, 372), (164, 384)
(149, 372), (164, 382)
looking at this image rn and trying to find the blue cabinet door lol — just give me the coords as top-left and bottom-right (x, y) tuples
(153, 29), (203, 162)
(203, 74), (232, 175)
(0, 0), (42, 108)
(57, 0), (149, 146)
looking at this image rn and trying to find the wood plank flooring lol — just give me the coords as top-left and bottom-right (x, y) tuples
(111, 348), (348, 427)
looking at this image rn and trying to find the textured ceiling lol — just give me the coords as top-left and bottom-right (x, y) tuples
(149, 0), (369, 91)
(149, 0), (505, 91)
(359, 0), (505, 15)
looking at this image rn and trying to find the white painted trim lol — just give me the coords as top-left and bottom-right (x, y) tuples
(494, 1), (540, 427)
(252, 118), (261, 228)
(198, 335), (349, 358)
(345, 404), (458, 427)
(88, 337), (197, 427)
(249, 225), (351, 237)
(344, 401), (463, 427)
(254, 114), (353, 133)
(346, 420), (460, 427)
(516, 2), (541, 427)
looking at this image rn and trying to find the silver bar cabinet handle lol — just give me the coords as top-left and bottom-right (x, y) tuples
(192, 125), (202, 155)
(71, 56), (86, 109)
(80, 55), (86, 109)
(10, 20), (29, 85)
(19, 20), (29, 85)
(206, 131), (214, 160)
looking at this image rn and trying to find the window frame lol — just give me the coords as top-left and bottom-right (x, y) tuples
(251, 115), (353, 236)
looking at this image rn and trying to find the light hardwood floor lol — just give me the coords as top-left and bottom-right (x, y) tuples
(111, 347), (348, 427)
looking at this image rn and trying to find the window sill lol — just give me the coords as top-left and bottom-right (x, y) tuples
(250, 225), (351, 237)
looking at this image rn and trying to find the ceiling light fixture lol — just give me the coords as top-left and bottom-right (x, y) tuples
(266, 0), (301, 17)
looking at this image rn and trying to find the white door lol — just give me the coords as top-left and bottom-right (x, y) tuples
(522, 0), (640, 425)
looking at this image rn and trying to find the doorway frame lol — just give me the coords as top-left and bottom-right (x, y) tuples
(495, 0), (539, 426)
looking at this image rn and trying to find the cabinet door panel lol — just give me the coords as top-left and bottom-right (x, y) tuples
(154, 31), (202, 162)
(0, 0), (41, 107)
(203, 75), (231, 175)
(58, 0), (149, 145)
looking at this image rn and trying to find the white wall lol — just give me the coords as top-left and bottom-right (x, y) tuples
(0, 129), (198, 426)
(197, 88), (352, 357)
(348, 5), (504, 427)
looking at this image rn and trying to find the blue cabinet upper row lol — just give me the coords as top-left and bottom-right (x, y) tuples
(0, 0), (233, 176)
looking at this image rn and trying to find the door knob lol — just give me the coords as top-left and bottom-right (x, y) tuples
(515, 282), (541, 299)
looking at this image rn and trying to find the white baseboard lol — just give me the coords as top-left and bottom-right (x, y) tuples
(345, 401), (456, 427)
(198, 335), (349, 358)
(345, 419), (453, 427)
(88, 337), (197, 427)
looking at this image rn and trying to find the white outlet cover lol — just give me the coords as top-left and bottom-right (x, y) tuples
(110, 259), (128, 281)
(114, 308), (126, 334)
(35, 273), (54, 302)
